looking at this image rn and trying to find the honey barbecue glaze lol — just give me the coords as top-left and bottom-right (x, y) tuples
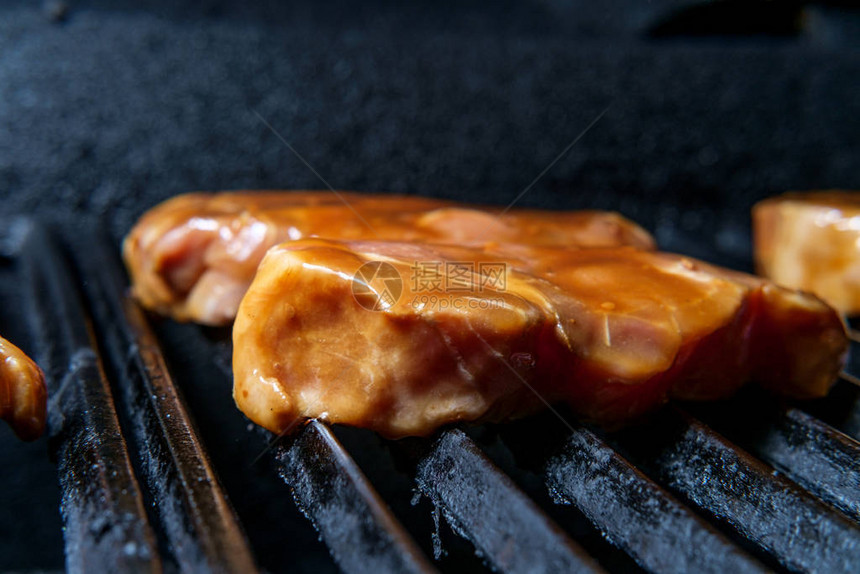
(125, 192), (849, 438)
(0, 336), (47, 441)
(123, 191), (654, 325)
(755, 191), (860, 315)
(233, 239), (847, 437)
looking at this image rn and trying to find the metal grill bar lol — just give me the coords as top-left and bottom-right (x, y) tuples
(695, 400), (860, 524)
(73, 228), (259, 573)
(416, 429), (604, 574)
(759, 408), (860, 523)
(612, 407), (860, 574)
(275, 420), (437, 574)
(17, 220), (161, 574)
(544, 426), (768, 574)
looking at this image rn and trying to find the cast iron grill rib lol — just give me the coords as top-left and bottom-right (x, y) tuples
(416, 429), (604, 574)
(544, 425), (767, 574)
(275, 420), (437, 574)
(15, 220), (161, 573)
(609, 407), (860, 574)
(71, 229), (259, 574)
(688, 396), (860, 524)
(9, 217), (860, 573)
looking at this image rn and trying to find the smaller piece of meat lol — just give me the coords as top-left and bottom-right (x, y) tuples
(754, 190), (860, 315)
(0, 336), (47, 441)
(123, 191), (655, 325)
(232, 239), (847, 438)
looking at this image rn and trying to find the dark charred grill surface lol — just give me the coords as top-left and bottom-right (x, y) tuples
(1, 3), (859, 570)
(2, 216), (860, 573)
(13, 220), (160, 573)
(73, 230), (258, 573)
(275, 421), (436, 574)
(607, 409), (860, 574)
(688, 392), (860, 524)
(416, 429), (603, 574)
(544, 426), (767, 574)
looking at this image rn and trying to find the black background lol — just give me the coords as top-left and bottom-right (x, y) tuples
(0, 0), (858, 570)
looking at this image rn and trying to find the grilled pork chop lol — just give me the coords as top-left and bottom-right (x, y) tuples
(0, 336), (46, 441)
(123, 191), (655, 325)
(754, 191), (860, 314)
(233, 240), (847, 438)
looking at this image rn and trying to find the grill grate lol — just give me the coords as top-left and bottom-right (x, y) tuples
(416, 429), (603, 573)
(688, 398), (860, 524)
(608, 408), (860, 573)
(76, 230), (258, 573)
(544, 425), (766, 574)
(276, 420), (436, 574)
(3, 217), (860, 573)
(16, 220), (160, 573)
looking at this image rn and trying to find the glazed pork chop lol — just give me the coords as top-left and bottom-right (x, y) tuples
(233, 239), (847, 438)
(754, 191), (860, 315)
(0, 336), (47, 441)
(123, 191), (655, 325)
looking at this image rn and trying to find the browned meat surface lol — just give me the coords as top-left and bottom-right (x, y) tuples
(754, 191), (860, 315)
(0, 336), (47, 441)
(233, 239), (847, 438)
(123, 191), (655, 325)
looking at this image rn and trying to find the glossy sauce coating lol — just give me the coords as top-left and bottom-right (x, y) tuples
(123, 191), (655, 325)
(754, 190), (860, 314)
(0, 336), (47, 441)
(233, 240), (847, 438)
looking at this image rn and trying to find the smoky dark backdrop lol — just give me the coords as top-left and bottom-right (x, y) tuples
(1, 1), (858, 254)
(0, 0), (858, 570)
